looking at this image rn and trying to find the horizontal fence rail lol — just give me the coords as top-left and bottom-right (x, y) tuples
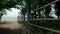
(33, 0), (59, 11)
(29, 18), (60, 21)
(25, 0), (60, 34)
(26, 21), (60, 33)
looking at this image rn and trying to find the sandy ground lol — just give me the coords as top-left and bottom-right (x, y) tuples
(0, 21), (22, 29)
(0, 21), (26, 34)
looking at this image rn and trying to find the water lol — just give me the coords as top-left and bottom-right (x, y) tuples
(2, 17), (17, 21)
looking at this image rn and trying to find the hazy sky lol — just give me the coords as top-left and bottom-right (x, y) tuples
(2, 4), (58, 21)
(2, 8), (20, 18)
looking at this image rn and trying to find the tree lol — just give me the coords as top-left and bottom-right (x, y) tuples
(18, 0), (60, 34)
(55, 1), (60, 18)
(0, 0), (22, 20)
(44, 0), (55, 18)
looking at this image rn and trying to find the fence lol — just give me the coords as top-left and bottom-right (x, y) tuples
(27, 19), (60, 34)
(22, 0), (60, 34)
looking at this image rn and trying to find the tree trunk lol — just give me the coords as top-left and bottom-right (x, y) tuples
(45, 0), (55, 18)
(0, 13), (3, 21)
(24, 15), (25, 21)
(45, 6), (51, 18)
(56, 1), (60, 18)
(0, 16), (2, 21)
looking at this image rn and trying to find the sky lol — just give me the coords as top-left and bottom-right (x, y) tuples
(50, 4), (57, 19)
(2, 4), (56, 18)
(2, 8), (20, 17)
(2, 8), (20, 21)
(2, 4), (58, 21)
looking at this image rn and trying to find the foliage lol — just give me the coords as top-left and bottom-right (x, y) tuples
(55, 1), (60, 18)
(0, 0), (22, 20)
(18, 0), (60, 34)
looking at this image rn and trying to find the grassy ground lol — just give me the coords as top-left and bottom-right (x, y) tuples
(0, 21), (25, 34)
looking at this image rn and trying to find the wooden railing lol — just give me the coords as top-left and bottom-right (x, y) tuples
(33, 0), (59, 11)
(26, 18), (60, 34)
(25, 0), (60, 34)
(26, 22), (60, 33)
(29, 18), (60, 20)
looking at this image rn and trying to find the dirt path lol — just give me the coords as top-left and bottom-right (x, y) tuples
(0, 21), (24, 34)
(0, 21), (22, 29)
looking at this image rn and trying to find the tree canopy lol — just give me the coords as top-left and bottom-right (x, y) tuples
(0, 0), (23, 20)
(18, 0), (60, 34)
